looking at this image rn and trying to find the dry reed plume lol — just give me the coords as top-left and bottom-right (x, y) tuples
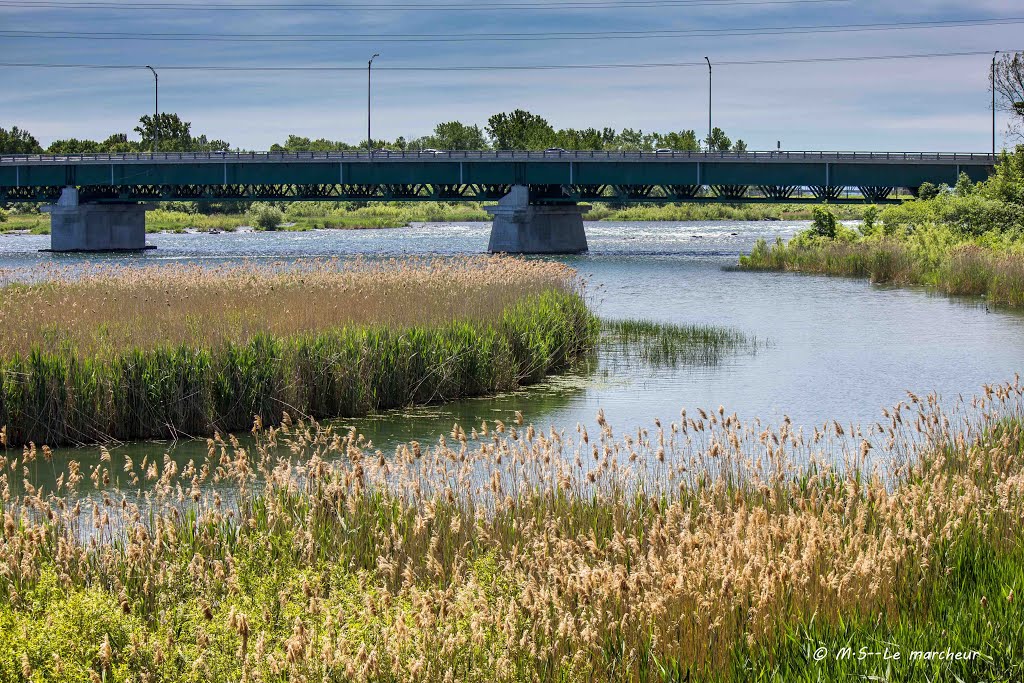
(0, 256), (577, 357)
(1, 381), (1022, 680)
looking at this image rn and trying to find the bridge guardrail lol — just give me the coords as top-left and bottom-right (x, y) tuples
(0, 150), (1000, 165)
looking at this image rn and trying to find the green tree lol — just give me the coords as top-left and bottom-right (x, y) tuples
(134, 113), (195, 152)
(430, 121), (488, 150)
(486, 110), (555, 150)
(0, 126), (43, 154)
(653, 130), (700, 151)
(610, 128), (654, 151)
(732, 139), (748, 152)
(705, 127), (732, 152)
(47, 138), (104, 155)
(551, 127), (608, 150)
(101, 133), (138, 153)
(271, 135), (357, 152)
(192, 135), (231, 152)
(993, 52), (1024, 141)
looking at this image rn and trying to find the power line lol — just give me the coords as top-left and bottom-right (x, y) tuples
(0, 0), (849, 10)
(0, 50), (1019, 73)
(1, 17), (1020, 43)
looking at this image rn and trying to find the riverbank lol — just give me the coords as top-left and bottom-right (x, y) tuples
(738, 148), (1024, 307)
(2, 381), (1021, 681)
(0, 258), (597, 447)
(0, 201), (871, 234)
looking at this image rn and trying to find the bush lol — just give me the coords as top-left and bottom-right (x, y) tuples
(9, 203), (41, 216)
(917, 181), (941, 200)
(246, 203), (283, 230)
(859, 205), (880, 236)
(810, 206), (837, 238)
(0, 208), (7, 223)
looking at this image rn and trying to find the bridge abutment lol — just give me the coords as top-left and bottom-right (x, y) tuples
(486, 185), (589, 254)
(42, 187), (154, 252)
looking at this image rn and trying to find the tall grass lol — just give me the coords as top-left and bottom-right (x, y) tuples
(1, 381), (1022, 681)
(0, 259), (597, 446)
(740, 237), (1024, 307)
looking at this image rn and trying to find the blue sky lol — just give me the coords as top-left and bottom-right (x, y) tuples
(1, 0), (1021, 150)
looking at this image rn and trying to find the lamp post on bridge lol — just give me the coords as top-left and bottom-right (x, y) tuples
(368, 53), (380, 155)
(992, 51), (1000, 156)
(704, 57), (712, 151)
(145, 65), (158, 154)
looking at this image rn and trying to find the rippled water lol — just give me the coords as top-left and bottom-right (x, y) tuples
(3, 220), (1023, 467)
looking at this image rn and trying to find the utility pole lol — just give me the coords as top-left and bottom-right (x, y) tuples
(704, 57), (712, 151)
(145, 65), (159, 154)
(368, 53), (380, 155)
(992, 51), (1000, 156)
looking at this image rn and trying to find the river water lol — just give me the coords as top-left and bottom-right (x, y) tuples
(2, 221), (1023, 467)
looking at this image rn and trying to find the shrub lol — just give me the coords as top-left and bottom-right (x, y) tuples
(859, 205), (880, 236)
(0, 207), (7, 223)
(917, 181), (940, 200)
(810, 206), (837, 238)
(246, 203), (284, 230)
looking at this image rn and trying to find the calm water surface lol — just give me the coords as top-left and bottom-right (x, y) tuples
(3, 221), (1022, 466)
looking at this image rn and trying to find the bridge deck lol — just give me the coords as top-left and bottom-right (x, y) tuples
(0, 150), (998, 204)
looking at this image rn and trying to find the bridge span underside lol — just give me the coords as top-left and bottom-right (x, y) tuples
(0, 151), (996, 253)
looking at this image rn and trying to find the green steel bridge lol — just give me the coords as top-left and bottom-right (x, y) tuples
(0, 149), (999, 253)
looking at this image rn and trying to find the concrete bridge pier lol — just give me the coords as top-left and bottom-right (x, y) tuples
(486, 185), (589, 254)
(42, 187), (154, 252)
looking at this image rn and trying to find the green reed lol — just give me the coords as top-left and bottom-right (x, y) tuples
(602, 318), (754, 366)
(0, 289), (596, 447)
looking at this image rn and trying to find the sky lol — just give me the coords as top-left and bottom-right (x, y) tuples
(0, 0), (1021, 151)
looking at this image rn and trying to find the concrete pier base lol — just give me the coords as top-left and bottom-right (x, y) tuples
(486, 185), (589, 254)
(42, 187), (154, 252)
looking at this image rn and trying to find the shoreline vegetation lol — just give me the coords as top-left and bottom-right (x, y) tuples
(0, 201), (871, 235)
(2, 381), (1022, 680)
(739, 147), (1024, 308)
(0, 258), (596, 447)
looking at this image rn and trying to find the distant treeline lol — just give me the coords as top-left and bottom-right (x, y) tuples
(1, 109), (746, 155)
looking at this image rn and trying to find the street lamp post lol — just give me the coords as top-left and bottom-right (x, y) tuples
(145, 65), (159, 154)
(992, 51), (1000, 156)
(704, 57), (712, 150)
(368, 53), (380, 155)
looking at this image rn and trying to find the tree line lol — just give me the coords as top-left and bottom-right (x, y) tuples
(1, 110), (746, 155)
(272, 110), (746, 153)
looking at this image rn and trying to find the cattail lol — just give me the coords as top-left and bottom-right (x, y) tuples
(99, 634), (112, 671)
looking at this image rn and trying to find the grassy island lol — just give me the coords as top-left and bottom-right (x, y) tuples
(1, 382), (1022, 681)
(0, 258), (597, 447)
(739, 148), (1024, 307)
(0, 201), (870, 235)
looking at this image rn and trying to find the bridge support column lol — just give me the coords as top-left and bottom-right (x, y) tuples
(42, 187), (154, 252)
(486, 185), (589, 254)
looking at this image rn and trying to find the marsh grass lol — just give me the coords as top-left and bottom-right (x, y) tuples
(739, 237), (1024, 307)
(601, 318), (755, 366)
(0, 258), (597, 446)
(1, 380), (1022, 681)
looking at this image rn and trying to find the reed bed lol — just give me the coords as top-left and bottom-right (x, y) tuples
(0, 258), (597, 446)
(739, 237), (1024, 307)
(1, 381), (1022, 681)
(601, 319), (755, 366)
